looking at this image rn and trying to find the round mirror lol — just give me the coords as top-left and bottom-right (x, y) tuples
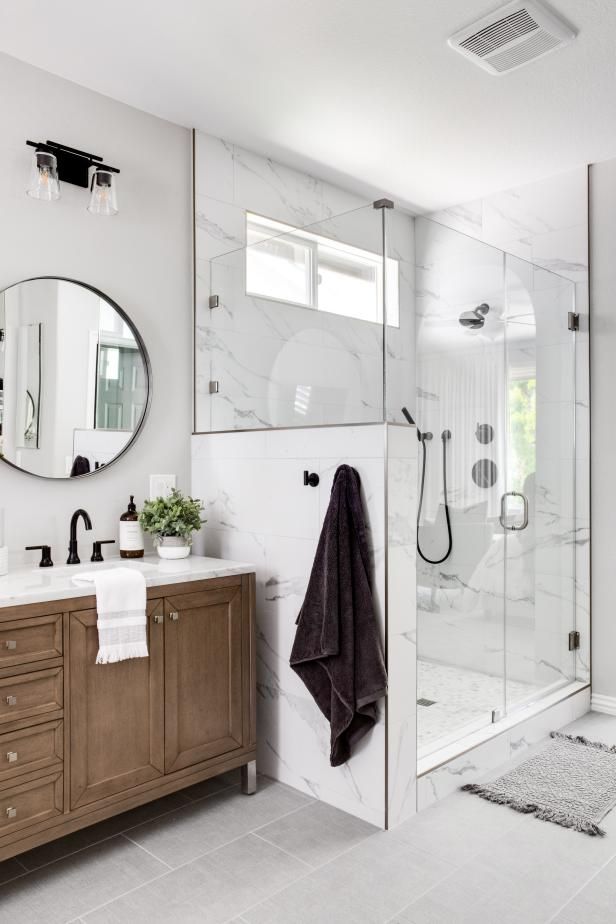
(0, 277), (150, 479)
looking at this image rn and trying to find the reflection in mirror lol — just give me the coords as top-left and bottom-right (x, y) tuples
(0, 278), (149, 479)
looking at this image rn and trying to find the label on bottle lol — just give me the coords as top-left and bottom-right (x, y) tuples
(119, 521), (144, 552)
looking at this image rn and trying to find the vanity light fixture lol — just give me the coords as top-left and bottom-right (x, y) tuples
(88, 167), (118, 216)
(27, 147), (60, 201)
(25, 140), (120, 215)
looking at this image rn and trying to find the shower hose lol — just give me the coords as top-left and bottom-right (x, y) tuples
(417, 429), (453, 565)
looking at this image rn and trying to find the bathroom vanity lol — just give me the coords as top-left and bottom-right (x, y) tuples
(0, 556), (256, 861)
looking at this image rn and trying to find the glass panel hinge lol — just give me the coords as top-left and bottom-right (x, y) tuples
(568, 630), (580, 651)
(209, 295), (219, 309)
(568, 312), (579, 332)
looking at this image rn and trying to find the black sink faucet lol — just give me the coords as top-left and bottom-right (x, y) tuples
(67, 509), (93, 564)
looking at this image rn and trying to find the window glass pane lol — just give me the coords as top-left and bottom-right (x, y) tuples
(245, 212), (399, 327)
(317, 243), (378, 320)
(246, 223), (312, 306)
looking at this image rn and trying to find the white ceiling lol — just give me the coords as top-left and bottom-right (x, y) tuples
(1, 0), (615, 211)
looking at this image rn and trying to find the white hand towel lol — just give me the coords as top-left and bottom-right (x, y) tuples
(72, 568), (148, 664)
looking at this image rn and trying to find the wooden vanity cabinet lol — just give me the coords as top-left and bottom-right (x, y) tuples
(0, 572), (256, 862)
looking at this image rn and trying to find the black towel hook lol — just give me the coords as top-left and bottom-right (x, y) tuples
(303, 470), (319, 487)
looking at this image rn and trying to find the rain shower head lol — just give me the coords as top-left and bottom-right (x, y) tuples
(459, 303), (490, 330)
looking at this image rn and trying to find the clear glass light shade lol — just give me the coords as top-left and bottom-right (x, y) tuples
(27, 150), (60, 201)
(87, 168), (118, 216)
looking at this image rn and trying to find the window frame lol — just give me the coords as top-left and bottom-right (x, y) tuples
(245, 212), (400, 328)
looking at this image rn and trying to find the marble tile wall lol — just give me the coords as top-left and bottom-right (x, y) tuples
(192, 423), (402, 827)
(387, 424), (418, 826)
(194, 131), (414, 433)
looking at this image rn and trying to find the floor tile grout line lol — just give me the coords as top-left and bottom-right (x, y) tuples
(253, 820), (380, 872)
(75, 867), (174, 922)
(218, 862), (317, 923)
(248, 801), (316, 837)
(122, 799), (314, 874)
(545, 852), (616, 923)
(251, 831), (315, 870)
(0, 866), (33, 888)
(78, 828), (316, 922)
(382, 874), (462, 923)
(16, 783), (241, 876)
(77, 804), (319, 920)
(120, 833), (175, 870)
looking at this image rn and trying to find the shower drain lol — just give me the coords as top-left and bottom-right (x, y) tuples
(417, 698), (437, 707)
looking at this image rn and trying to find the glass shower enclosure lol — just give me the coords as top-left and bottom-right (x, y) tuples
(195, 200), (583, 768)
(414, 217), (578, 759)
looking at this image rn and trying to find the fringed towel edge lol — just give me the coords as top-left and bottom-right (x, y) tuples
(461, 782), (606, 836)
(549, 730), (616, 754)
(96, 642), (149, 665)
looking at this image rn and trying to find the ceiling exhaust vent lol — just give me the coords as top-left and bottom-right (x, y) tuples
(448, 1), (576, 75)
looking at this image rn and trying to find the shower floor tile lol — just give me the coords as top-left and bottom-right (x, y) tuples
(417, 660), (543, 753)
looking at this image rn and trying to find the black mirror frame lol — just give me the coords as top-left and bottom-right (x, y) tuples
(0, 276), (152, 480)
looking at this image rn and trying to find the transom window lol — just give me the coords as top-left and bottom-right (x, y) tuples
(246, 212), (400, 327)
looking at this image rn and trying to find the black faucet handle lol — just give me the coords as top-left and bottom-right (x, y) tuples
(91, 540), (116, 563)
(25, 545), (53, 568)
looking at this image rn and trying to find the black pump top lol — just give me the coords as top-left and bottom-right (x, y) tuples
(127, 495), (136, 513)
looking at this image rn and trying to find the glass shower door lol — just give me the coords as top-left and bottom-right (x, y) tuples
(415, 218), (508, 756)
(503, 256), (577, 712)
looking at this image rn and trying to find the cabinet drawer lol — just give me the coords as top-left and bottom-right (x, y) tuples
(0, 669), (63, 726)
(0, 772), (63, 837)
(0, 614), (63, 668)
(0, 720), (63, 785)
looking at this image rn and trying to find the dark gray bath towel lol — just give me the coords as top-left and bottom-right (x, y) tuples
(70, 455), (91, 477)
(290, 465), (387, 767)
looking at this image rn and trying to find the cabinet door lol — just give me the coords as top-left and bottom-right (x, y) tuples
(164, 582), (246, 773)
(70, 602), (164, 809)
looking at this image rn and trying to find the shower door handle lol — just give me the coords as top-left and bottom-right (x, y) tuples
(500, 492), (529, 531)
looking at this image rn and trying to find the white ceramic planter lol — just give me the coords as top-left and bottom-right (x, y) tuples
(156, 537), (191, 560)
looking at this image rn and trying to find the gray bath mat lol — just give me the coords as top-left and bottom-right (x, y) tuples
(462, 732), (616, 837)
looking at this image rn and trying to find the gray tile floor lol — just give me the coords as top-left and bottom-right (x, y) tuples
(2, 712), (616, 923)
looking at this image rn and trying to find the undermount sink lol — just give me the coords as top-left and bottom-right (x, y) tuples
(32, 560), (158, 576)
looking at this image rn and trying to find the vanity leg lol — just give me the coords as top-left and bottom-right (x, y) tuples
(241, 760), (257, 795)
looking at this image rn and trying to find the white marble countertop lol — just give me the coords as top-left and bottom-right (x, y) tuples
(0, 555), (255, 609)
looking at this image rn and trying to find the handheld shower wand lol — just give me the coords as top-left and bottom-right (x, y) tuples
(417, 428), (453, 565)
(401, 407), (453, 563)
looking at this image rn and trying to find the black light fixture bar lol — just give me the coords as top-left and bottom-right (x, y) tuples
(26, 139), (120, 188)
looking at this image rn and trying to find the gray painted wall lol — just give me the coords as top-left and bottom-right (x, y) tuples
(0, 52), (192, 563)
(590, 158), (616, 700)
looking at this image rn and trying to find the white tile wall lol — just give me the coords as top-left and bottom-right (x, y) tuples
(192, 424), (400, 827)
(193, 130), (414, 433)
(387, 424), (418, 826)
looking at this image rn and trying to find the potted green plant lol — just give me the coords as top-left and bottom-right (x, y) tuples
(139, 489), (205, 560)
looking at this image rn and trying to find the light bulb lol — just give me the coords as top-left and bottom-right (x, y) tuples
(88, 168), (118, 216)
(27, 149), (60, 201)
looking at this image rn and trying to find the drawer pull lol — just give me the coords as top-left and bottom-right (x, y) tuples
(152, 612), (163, 624)
(169, 611), (179, 622)
(6, 807), (16, 819)
(4, 640), (16, 650)
(5, 696), (17, 707)
(6, 752), (17, 763)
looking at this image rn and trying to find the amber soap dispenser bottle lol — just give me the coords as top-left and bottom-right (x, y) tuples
(119, 496), (145, 559)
